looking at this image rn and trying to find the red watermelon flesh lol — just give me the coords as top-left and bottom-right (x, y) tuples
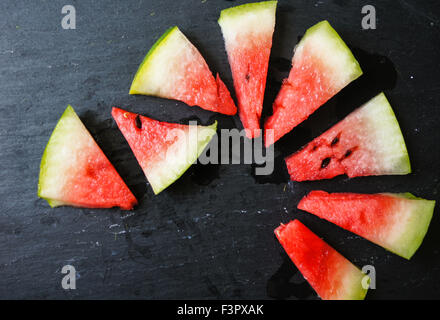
(112, 107), (217, 195)
(264, 20), (362, 146)
(129, 26), (236, 116)
(38, 106), (137, 210)
(285, 93), (411, 181)
(218, 1), (277, 138)
(215, 73), (237, 115)
(265, 50), (335, 145)
(275, 220), (368, 300)
(298, 191), (436, 259)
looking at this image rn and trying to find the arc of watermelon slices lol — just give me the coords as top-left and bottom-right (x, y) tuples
(129, 26), (237, 116)
(38, 106), (138, 210)
(275, 220), (369, 300)
(298, 191), (436, 260)
(264, 20), (363, 146)
(112, 107), (217, 195)
(285, 93), (411, 181)
(218, 1), (277, 138)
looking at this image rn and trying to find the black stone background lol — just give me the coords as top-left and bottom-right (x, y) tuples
(0, 0), (439, 299)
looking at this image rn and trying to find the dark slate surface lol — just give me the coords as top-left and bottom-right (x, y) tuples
(1, 0), (439, 299)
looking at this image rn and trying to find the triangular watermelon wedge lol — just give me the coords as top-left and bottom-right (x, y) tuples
(285, 93), (411, 181)
(264, 20), (363, 146)
(298, 191), (436, 260)
(218, 1), (277, 138)
(38, 106), (138, 210)
(275, 220), (368, 300)
(129, 26), (237, 116)
(112, 107), (217, 194)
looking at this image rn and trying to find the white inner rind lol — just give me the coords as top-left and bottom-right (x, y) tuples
(318, 249), (367, 300)
(350, 93), (411, 175)
(293, 20), (362, 90)
(337, 263), (369, 300)
(130, 27), (199, 97)
(145, 123), (217, 194)
(38, 107), (96, 205)
(218, 1), (277, 47)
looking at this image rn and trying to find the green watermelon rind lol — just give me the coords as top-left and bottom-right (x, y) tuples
(129, 26), (177, 95)
(149, 121), (218, 195)
(299, 20), (363, 82)
(300, 191), (433, 260)
(392, 192), (423, 200)
(218, 0), (277, 23)
(343, 268), (369, 300)
(38, 105), (78, 207)
(384, 193), (435, 260)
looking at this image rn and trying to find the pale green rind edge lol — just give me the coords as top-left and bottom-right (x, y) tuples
(375, 92), (412, 174)
(392, 192), (421, 200)
(346, 274), (369, 300)
(353, 285), (369, 300)
(38, 105), (77, 208)
(356, 192), (433, 260)
(47, 199), (67, 208)
(328, 252), (368, 300)
(151, 121), (218, 195)
(218, 1), (278, 24)
(337, 257), (369, 300)
(392, 195), (435, 260)
(301, 20), (363, 80)
(129, 26), (178, 95)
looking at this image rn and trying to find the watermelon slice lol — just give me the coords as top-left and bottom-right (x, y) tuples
(298, 191), (436, 260)
(129, 26), (237, 116)
(38, 106), (137, 210)
(275, 220), (368, 300)
(285, 93), (411, 181)
(112, 107), (217, 194)
(264, 20), (363, 146)
(218, 1), (277, 138)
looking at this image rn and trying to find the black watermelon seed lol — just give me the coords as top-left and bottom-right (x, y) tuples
(135, 115), (142, 129)
(331, 136), (339, 146)
(321, 157), (331, 169)
(344, 149), (352, 158)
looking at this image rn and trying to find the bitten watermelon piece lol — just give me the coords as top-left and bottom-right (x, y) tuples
(298, 191), (436, 260)
(275, 220), (368, 300)
(38, 106), (137, 210)
(112, 108), (217, 194)
(218, 1), (277, 138)
(285, 93), (411, 181)
(129, 26), (237, 115)
(264, 20), (362, 146)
